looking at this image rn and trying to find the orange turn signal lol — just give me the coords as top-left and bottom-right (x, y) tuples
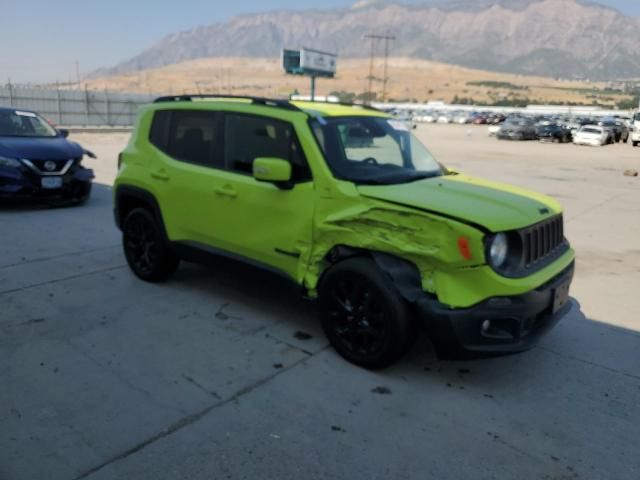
(458, 237), (473, 260)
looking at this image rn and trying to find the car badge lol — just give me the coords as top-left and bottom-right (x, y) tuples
(539, 207), (550, 215)
(44, 161), (57, 172)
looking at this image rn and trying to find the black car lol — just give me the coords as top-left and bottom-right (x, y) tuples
(496, 118), (538, 140)
(0, 107), (94, 203)
(536, 124), (573, 143)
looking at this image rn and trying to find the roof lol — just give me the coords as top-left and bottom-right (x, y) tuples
(292, 101), (389, 118)
(151, 95), (388, 118)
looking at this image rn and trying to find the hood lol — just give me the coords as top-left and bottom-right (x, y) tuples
(358, 174), (562, 232)
(0, 136), (84, 160)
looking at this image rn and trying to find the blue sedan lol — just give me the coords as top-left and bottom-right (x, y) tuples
(0, 107), (94, 204)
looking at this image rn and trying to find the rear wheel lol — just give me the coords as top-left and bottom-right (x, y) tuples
(633, 141), (639, 147)
(122, 208), (179, 282)
(318, 257), (415, 369)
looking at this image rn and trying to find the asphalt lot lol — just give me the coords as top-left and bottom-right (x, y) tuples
(1, 125), (639, 480)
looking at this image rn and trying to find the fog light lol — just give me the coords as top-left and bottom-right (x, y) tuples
(481, 320), (491, 332)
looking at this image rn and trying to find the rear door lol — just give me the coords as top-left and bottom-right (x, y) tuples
(148, 108), (225, 246)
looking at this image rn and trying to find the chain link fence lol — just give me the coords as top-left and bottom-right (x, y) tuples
(0, 83), (155, 127)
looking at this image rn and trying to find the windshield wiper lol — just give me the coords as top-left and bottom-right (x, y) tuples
(352, 172), (441, 186)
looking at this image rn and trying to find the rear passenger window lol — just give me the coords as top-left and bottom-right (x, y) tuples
(223, 114), (311, 181)
(149, 110), (221, 167)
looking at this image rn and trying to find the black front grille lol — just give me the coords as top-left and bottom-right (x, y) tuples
(521, 215), (565, 268)
(490, 215), (569, 279)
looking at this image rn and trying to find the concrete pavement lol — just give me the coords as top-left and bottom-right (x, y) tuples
(1, 127), (638, 480)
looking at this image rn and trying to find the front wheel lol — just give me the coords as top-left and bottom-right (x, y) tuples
(122, 208), (179, 282)
(318, 257), (415, 369)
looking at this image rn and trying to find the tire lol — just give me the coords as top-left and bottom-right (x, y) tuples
(633, 141), (639, 147)
(318, 257), (415, 369)
(122, 207), (179, 282)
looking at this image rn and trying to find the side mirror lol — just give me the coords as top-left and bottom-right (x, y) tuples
(253, 157), (292, 189)
(58, 129), (69, 138)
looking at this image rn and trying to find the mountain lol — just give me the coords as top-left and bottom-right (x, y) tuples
(94, 0), (640, 80)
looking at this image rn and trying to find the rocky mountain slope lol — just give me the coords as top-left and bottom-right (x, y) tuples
(95, 0), (640, 80)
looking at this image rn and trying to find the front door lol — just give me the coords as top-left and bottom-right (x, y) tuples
(209, 112), (315, 282)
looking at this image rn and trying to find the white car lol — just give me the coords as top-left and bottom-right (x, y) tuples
(394, 115), (417, 130)
(416, 112), (437, 123)
(488, 124), (502, 136)
(437, 114), (453, 124)
(573, 125), (609, 146)
(630, 126), (640, 147)
(453, 113), (471, 124)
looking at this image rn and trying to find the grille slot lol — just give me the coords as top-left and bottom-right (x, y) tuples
(522, 215), (564, 268)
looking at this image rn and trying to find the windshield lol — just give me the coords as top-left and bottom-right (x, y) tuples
(0, 110), (58, 137)
(581, 127), (601, 134)
(310, 116), (443, 185)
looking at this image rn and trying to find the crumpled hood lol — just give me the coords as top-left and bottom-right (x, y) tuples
(358, 174), (562, 232)
(0, 136), (84, 160)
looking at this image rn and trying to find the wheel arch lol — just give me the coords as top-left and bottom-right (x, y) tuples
(317, 245), (425, 303)
(114, 185), (169, 243)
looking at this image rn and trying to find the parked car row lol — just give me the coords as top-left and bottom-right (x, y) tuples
(490, 113), (634, 147)
(413, 110), (506, 125)
(393, 107), (638, 148)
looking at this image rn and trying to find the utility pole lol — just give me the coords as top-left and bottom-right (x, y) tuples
(75, 60), (81, 90)
(381, 33), (395, 103)
(364, 34), (395, 104)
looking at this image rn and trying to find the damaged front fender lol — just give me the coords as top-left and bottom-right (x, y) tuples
(304, 196), (487, 305)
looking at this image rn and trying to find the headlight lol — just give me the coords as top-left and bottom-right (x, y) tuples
(0, 156), (22, 168)
(488, 233), (508, 268)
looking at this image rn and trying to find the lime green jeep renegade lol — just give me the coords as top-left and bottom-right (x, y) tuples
(114, 95), (574, 368)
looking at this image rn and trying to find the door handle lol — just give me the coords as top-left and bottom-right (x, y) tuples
(151, 169), (169, 181)
(213, 185), (237, 198)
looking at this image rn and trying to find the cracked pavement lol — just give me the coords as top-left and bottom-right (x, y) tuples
(1, 128), (639, 480)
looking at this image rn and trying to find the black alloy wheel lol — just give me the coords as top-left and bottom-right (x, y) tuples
(319, 257), (414, 369)
(122, 208), (179, 282)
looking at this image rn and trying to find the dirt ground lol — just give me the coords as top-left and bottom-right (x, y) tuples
(1, 125), (638, 480)
(82, 57), (630, 105)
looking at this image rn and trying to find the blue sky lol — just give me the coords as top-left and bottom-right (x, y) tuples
(1, 0), (638, 83)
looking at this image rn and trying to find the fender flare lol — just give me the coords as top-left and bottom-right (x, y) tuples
(114, 185), (170, 243)
(321, 246), (424, 303)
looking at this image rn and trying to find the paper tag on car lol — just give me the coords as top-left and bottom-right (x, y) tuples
(388, 120), (409, 131)
(15, 110), (37, 117)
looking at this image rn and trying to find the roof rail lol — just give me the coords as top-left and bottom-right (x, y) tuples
(292, 98), (384, 113)
(153, 94), (304, 112)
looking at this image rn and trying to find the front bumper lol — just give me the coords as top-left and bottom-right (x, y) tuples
(417, 262), (574, 358)
(0, 166), (94, 201)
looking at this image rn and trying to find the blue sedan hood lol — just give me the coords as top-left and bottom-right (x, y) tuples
(0, 136), (84, 160)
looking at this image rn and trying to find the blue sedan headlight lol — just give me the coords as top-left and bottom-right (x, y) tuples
(0, 156), (22, 168)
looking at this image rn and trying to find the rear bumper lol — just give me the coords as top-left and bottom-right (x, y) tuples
(417, 262), (574, 358)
